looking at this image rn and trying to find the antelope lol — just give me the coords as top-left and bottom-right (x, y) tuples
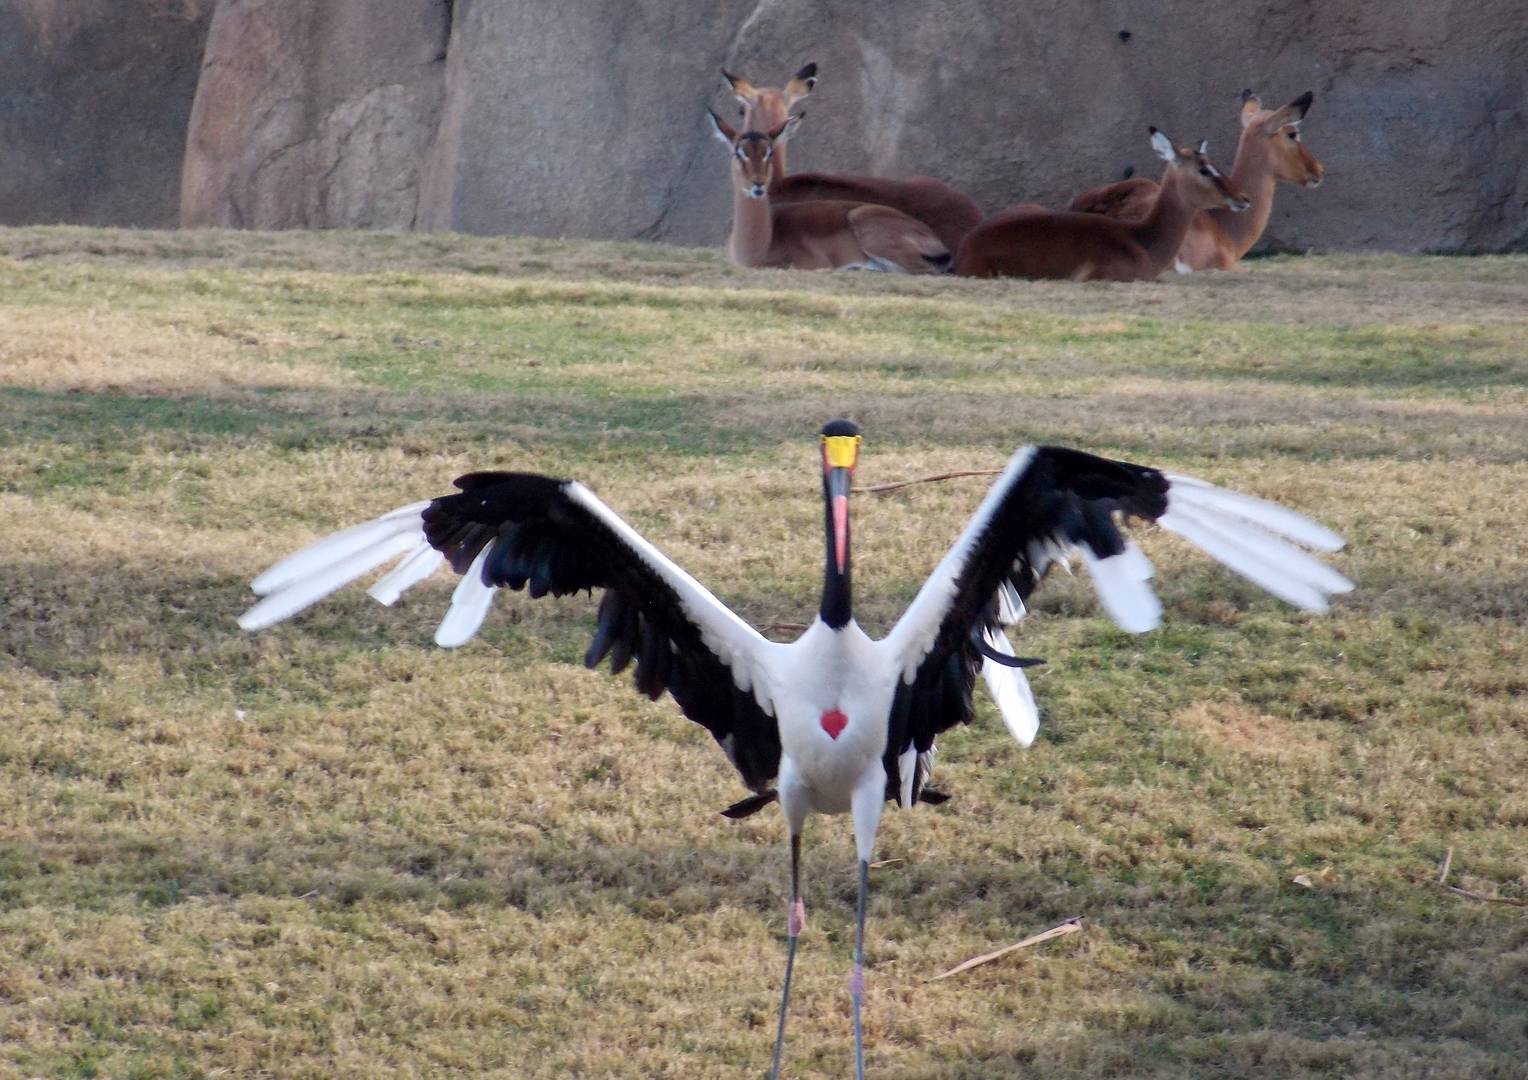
(708, 110), (950, 274)
(723, 65), (983, 252)
(954, 129), (1250, 281)
(1069, 91), (1324, 271)
(723, 62), (819, 173)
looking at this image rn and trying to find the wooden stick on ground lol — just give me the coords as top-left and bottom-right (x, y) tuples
(1435, 846), (1527, 907)
(929, 917), (1084, 981)
(855, 469), (1003, 496)
(1442, 884), (1528, 907)
(762, 620), (809, 636)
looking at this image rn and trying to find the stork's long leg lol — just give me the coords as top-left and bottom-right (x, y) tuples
(848, 771), (885, 1080)
(768, 833), (804, 1080)
(851, 856), (869, 1080)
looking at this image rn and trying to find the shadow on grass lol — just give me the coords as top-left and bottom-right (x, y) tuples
(4, 382), (1525, 476)
(2, 818), (1524, 1076)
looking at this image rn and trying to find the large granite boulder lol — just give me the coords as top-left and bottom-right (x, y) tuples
(413, 0), (1527, 253)
(0, 0), (212, 227)
(14, 0), (1527, 252)
(180, 0), (450, 229)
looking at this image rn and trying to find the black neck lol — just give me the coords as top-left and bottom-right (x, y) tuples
(820, 483), (852, 629)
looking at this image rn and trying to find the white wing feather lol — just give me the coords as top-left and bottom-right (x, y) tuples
(238, 529), (423, 631)
(980, 627), (1040, 747)
(1080, 544), (1164, 633)
(1164, 475), (1345, 552)
(434, 548), (497, 648)
(368, 542), (445, 606)
(250, 501), (432, 596)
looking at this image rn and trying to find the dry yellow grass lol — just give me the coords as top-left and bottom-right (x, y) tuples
(0, 227), (1525, 1079)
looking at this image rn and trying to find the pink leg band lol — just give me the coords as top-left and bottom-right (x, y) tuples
(788, 898), (806, 937)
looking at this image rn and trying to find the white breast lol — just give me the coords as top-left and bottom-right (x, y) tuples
(770, 620), (896, 812)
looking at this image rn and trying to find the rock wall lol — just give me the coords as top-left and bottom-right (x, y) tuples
(408, 0), (1524, 253)
(180, 0), (450, 228)
(0, 0), (212, 228)
(7, 0), (1526, 251)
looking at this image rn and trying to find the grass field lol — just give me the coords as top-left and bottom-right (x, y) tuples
(0, 226), (1525, 1079)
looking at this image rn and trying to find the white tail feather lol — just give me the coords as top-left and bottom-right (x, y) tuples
(250, 501), (432, 596)
(980, 627), (1040, 746)
(1158, 509), (1330, 611)
(434, 548), (496, 648)
(367, 541), (445, 606)
(1080, 547), (1164, 633)
(1165, 476), (1345, 552)
(238, 532), (421, 631)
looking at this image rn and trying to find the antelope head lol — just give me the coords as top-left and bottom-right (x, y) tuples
(1150, 128), (1252, 212)
(721, 62), (817, 133)
(708, 110), (802, 199)
(1240, 90), (1324, 188)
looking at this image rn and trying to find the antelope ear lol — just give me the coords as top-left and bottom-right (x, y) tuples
(1240, 91), (1263, 126)
(707, 109), (737, 146)
(784, 61), (818, 106)
(1261, 92), (1313, 135)
(1149, 127), (1177, 163)
(1197, 138), (1210, 155)
(722, 69), (758, 105)
(770, 112), (804, 145)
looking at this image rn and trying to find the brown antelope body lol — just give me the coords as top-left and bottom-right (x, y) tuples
(724, 65), (984, 252)
(709, 111), (950, 274)
(1069, 92), (1324, 271)
(955, 130), (1249, 281)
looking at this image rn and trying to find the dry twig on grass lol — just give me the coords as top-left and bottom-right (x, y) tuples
(1437, 846), (1454, 886)
(763, 620), (810, 636)
(929, 917), (1084, 980)
(855, 469), (1004, 496)
(1435, 846), (1527, 907)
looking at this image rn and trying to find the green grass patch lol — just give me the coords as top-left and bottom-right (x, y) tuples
(0, 227), (1524, 1078)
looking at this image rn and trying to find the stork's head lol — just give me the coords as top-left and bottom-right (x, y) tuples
(818, 419), (861, 628)
(820, 418), (862, 487)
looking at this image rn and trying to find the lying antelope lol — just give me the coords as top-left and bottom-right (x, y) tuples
(1069, 91), (1324, 271)
(708, 111), (950, 274)
(723, 65), (983, 252)
(955, 129), (1250, 281)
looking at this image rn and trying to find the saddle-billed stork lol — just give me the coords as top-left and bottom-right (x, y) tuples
(239, 420), (1350, 1079)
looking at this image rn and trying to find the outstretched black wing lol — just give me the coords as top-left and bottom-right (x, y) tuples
(879, 445), (1349, 800)
(241, 471), (783, 795)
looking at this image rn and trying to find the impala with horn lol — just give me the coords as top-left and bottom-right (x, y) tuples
(709, 111), (951, 273)
(1070, 91), (1324, 271)
(723, 63), (984, 252)
(955, 128), (1250, 281)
